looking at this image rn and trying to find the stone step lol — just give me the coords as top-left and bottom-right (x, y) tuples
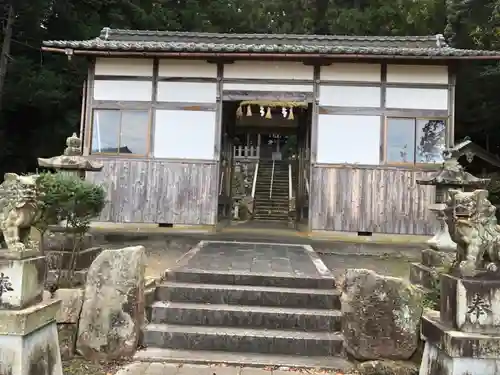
(149, 301), (342, 332)
(165, 268), (336, 289)
(134, 348), (354, 370)
(142, 324), (344, 356)
(156, 282), (341, 309)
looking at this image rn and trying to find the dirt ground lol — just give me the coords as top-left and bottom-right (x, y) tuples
(99, 238), (413, 280)
(62, 358), (130, 375)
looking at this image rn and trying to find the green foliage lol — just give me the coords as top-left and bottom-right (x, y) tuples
(422, 276), (441, 310)
(35, 172), (106, 235)
(0, 0), (499, 177)
(34, 172), (105, 288)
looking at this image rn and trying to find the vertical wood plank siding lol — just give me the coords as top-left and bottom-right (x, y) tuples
(86, 158), (218, 225)
(310, 166), (436, 235)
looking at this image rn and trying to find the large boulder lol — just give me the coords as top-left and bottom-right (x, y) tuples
(341, 269), (423, 360)
(77, 246), (146, 361)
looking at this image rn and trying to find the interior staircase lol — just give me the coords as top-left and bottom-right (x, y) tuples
(253, 160), (290, 221)
(135, 256), (349, 370)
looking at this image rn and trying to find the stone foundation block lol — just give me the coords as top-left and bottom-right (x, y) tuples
(43, 232), (93, 252)
(0, 300), (62, 375)
(421, 249), (455, 269)
(0, 255), (46, 309)
(52, 288), (84, 323)
(421, 311), (500, 375)
(409, 263), (437, 290)
(57, 323), (77, 360)
(46, 246), (102, 271)
(440, 273), (500, 334)
(46, 269), (87, 288)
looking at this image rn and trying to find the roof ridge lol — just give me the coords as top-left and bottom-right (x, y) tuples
(98, 27), (439, 41)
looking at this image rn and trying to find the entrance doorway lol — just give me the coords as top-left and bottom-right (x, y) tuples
(217, 100), (312, 229)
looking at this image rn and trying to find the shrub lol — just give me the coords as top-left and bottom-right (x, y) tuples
(34, 172), (106, 287)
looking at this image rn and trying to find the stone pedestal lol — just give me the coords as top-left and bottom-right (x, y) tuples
(420, 274), (500, 375)
(0, 249), (63, 375)
(426, 204), (456, 253)
(44, 228), (102, 288)
(410, 205), (456, 293)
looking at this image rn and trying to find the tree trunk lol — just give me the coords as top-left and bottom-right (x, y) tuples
(0, 3), (15, 112)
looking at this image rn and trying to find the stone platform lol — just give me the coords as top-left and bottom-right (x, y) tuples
(136, 241), (351, 371)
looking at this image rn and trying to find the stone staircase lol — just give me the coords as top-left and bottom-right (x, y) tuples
(135, 243), (350, 370)
(253, 160), (290, 221)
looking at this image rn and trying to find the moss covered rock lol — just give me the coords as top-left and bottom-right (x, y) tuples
(341, 269), (424, 360)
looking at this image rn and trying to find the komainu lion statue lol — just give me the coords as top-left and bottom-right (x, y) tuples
(446, 189), (500, 277)
(0, 173), (40, 252)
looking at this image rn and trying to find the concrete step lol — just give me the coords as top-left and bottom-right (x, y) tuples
(254, 201), (289, 206)
(253, 213), (289, 218)
(155, 282), (341, 309)
(254, 195), (288, 199)
(164, 268), (336, 289)
(253, 215), (289, 220)
(149, 301), (341, 332)
(134, 348), (354, 370)
(142, 323), (344, 356)
(252, 217), (289, 222)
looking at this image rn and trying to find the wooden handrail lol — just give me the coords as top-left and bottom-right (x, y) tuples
(251, 162), (259, 199)
(269, 160), (275, 199)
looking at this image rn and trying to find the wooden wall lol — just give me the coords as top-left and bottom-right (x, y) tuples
(310, 166), (436, 235)
(86, 158), (218, 225)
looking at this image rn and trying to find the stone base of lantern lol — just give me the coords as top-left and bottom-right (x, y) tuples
(420, 311), (500, 375)
(410, 248), (455, 291)
(0, 299), (62, 375)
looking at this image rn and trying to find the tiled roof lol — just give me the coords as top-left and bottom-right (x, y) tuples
(42, 28), (500, 58)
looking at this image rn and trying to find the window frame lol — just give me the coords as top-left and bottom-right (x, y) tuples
(383, 116), (447, 167)
(89, 108), (151, 157)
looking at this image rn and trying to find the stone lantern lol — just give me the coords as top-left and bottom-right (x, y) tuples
(37, 132), (103, 178)
(37, 133), (104, 286)
(416, 149), (490, 252)
(410, 149), (490, 291)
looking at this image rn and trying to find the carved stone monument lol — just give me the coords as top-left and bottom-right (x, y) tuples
(420, 189), (500, 375)
(410, 150), (489, 292)
(0, 173), (63, 375)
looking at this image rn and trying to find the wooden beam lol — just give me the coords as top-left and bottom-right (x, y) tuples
(83, 58), (95, 156)
(380, 63), (387, 164)
(149, 58), (159, 157)
(222, 90), (313, 101)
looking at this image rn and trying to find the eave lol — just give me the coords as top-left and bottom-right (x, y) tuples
(41, 46), (500, 61)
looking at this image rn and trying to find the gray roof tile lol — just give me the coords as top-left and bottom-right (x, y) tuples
(42, 28), (500, 58)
